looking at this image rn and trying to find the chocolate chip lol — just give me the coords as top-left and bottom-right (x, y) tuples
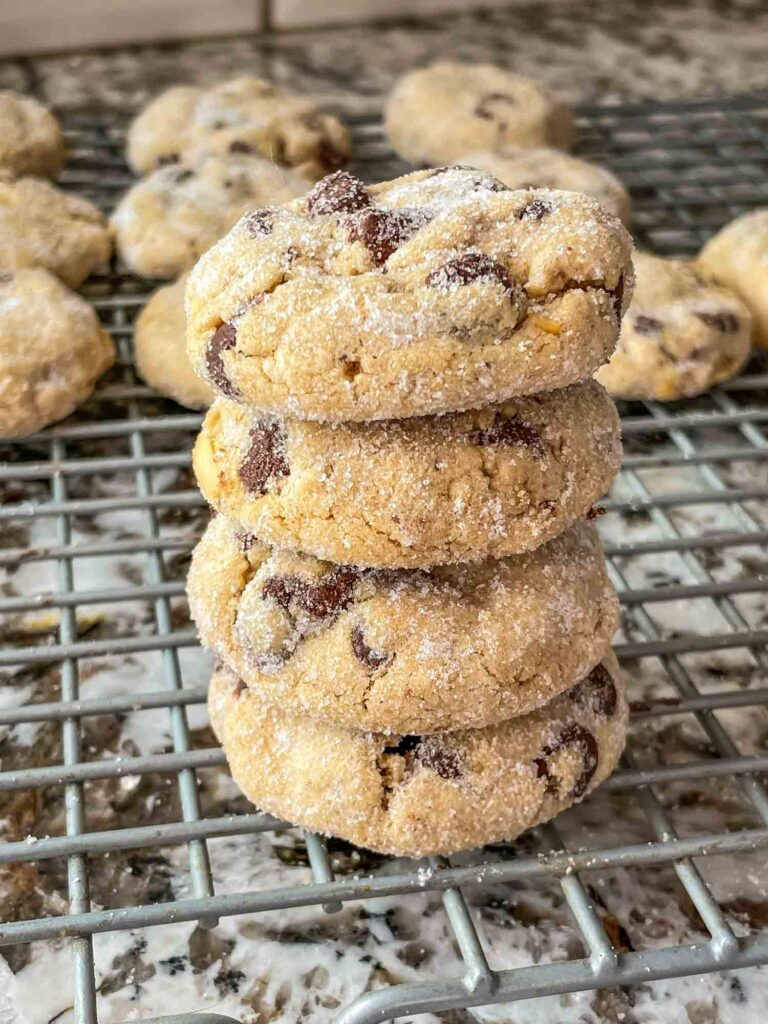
(383, 735), (462, 780)
(229, 140), (254, 154)
(0, 273), (13, 284)
(244, 209), (275, 237)
(695, 310), (741, 333)
(585, 505), (606, 520)
(262, 566), (360, 622)
(306, 171), (371, 216)
(238, 420), (289, 495)
(569, 663), (618, 719)
(174, 169), (194, 183)
(471, 415), (543, 453)
(474, 92), (516, 120)
(316, 140), (346, 172)
(634, 314), (664, 335)
(347, 208), (429, 266)
(611, 274), (626, 322)
(155, 153), (180, 167)
(206, 322), (239, 399)
(518, 197), (554, 221)
(351, 625), (393, 671)
(426, 253), (513, 292)
(534, 723), (599, 799)
(233, 679), (247, 699)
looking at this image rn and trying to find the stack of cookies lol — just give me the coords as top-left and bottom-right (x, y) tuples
(185, 166), (634, 857)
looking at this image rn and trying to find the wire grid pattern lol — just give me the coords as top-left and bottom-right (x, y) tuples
(1, 93), (768, 1023)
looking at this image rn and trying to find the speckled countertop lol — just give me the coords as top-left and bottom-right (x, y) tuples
(1, 0), (768, 116)
(3, 3), (768, 1023)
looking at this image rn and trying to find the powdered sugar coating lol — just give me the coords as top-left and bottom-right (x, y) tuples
(384, 62), (574, 166)
(111, 152), (313, 279)
(208, 653), (628, 857)
(193, 381), (621, 567)
(186, 167), (634, 422)
(126, 77), (350, 178)
(187, 516), (619, 734)
(0, 268), (115, 438)
(596, 251), (752, 400)
(0, 176), (111, 287)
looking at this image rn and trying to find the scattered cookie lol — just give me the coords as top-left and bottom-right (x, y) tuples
(697, 209), (768, 348)
(0, 91), (65, 180)
(193, 381), (620, 568)
(0, 177), (111, 288)
(209, 654), (627, 856)
(596, 252), (752, 400)
(0, 269), (115, 438)
(126, 77), (350, 178)
(111, 153), (313, 279)
(459, 147), (631, 224)
(188, 515), (619, 735)
(186, 167), (633, 421)
(385, 63), (574, 166)
(134, 275), (213, 409)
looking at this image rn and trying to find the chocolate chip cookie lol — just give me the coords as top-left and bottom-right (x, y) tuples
(0, 177), (111, 288)
(193, 380), (620, 568)
(188, 515), (619, 734)
(698, 209), (768, 348)
(111, 153), (312, 279)
(0, 91), (65, 180)
(134, 275), (213, 410)
(0, 269), (114, 438)
(596, 252), (752, 400)
(459, 147), (631, 225)
(186, 167), (633, 421)
(209, 653), (627, 856)
(126, 77), (350, 178)
(385, 63), (574, 166)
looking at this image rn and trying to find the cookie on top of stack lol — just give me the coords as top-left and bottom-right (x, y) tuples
(185, 166), (634, 857)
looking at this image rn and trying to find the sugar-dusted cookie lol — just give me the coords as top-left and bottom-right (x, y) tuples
(186, 168), (633, 421)
(111, 153), (312, 279)
(188, 515), (619, 735)
(596, 252), (751, 400)
(0, 269), (114, 438)
(0, 91), (65, 180)
(209, 654), (627, 856)
(385, 63), (574, 166)
(459, 147), (631, 224)
(193, 381), (620, 567)
(126, 77), (350, 178)
(134, 275), (213, 410)
(0, 177), (111, 287)
(698, 209), (768, 348)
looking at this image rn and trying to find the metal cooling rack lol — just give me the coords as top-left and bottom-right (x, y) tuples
(2, 91), (768, 1024)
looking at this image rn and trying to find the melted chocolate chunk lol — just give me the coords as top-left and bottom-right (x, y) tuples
(206, 322), (239, 398)
(244, 209), (275, 237)
(347, 208), (429, 266)
(471, 415), (543, 453)
(634, 314), (664, 335)
(695, 310), (741, 333)
(569, 663), (618, 718)
(518, 197), (554, 222)
(174, 168), (194, 183)
(610, 274), (625, 322)
(585, 505), (606, 520)
(229, 140), (254, 154)
(262, 566), (360, 622)
(426, 253), (513, 292)
(383, 735), (462, 780)
(306, 171), (371, 216)
(233, 679), (247, 699)
(238, 421), (290, 495)
(474, 92), (516, 120)
(534, 723), (599, 799)
(156, 153), (180, 167)
(351, 625), (393, 671)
